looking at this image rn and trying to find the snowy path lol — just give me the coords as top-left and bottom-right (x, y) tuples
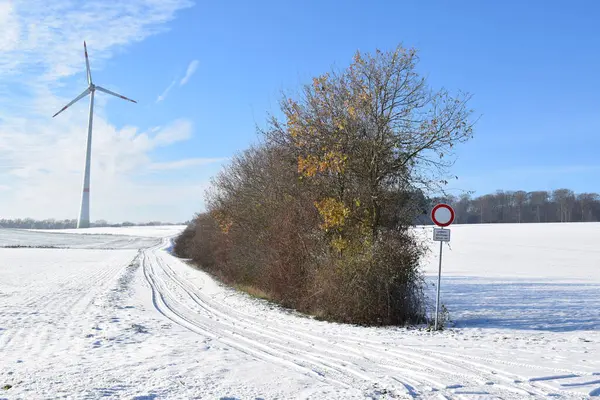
(0, 225), (598, 398)
(143, 238), (598, 399)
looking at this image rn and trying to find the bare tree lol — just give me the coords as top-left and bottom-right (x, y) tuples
(514, 191), (527, 223)
(552, 189), (575, 222)
(454, 194), (471, 224)
(529, 191), (550, 222)
(267, 45), (475, 238)
(577, 193), (599, 222)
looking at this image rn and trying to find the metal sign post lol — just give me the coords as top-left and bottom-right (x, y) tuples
(435, 230), (444, 331)
(431, 204), (455, 331)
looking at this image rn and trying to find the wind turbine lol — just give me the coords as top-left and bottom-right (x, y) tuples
(52, 42), (136, 228)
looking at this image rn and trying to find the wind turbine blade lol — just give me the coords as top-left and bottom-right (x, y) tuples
(95, 86), (137, 103)
(52, 88), (91, 118)
(84, 41), (92, 85)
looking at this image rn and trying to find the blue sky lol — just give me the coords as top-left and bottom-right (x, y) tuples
(1, 0), (599, 222)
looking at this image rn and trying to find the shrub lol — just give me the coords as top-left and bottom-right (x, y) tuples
(176, 44), (474, 326)
(306, 230), (427, 325)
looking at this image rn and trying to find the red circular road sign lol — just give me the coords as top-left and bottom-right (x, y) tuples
(431, 204), (455, 227)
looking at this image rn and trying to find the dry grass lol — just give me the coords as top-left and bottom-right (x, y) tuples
(235, 284), (273, 301)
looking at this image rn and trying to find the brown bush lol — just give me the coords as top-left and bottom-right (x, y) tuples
(304, 230), (426, 325)
(175, 44), (474, 326)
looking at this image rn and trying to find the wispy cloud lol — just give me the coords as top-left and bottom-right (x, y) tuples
(156, 79), (177, 103)
(0, 2), (20, 53)
(155, 59), (199, 103)
(179, 60), (199, 86)
(0, 0), (226, 223)
(0, 0), (194, 83)
(149, 157), (228, 171)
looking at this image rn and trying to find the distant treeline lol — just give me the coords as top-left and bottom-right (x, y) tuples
(0, 219), (185, 229)
(427, 189), (600, 224)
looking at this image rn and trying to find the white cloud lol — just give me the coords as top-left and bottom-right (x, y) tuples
(155, 59), (199, 103)
(0, 0), (225, 223)
(153, 119), (193, 145)
(0, 2), (20, 52)
(179, 60), (199, 86)
(0, 0), (194, 82)
(156, 79), (177, 103)
(0, 113), (215, 222)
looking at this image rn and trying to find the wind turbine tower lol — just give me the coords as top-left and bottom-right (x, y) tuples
(52, 42), (136, 228)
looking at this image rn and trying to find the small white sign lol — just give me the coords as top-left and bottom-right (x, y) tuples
(433, 228), (451, 242)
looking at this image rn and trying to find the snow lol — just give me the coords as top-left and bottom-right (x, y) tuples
(0, 224), (598, 399)
(419, 223), (600, 282)
(28, 225), (187, 238)
(419, 223), (600, 332)
(0, 228), (160, 249)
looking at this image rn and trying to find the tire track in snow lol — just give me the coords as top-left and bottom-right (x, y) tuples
(145, 239), (586, 399)
(202, 293), (588, 397)
(142, 247), (365, 393)
(148, 243), (472, 397)
(157, 247), (570, 398)
(154, 263), (530, 396)
(23, 261), (123, 358)
(151, 249), (446, 396)
(152, 250), (464, 399)
(0, 250), (135, 364)
(154, 256), (373, 367)
(190, 270), (593, 398)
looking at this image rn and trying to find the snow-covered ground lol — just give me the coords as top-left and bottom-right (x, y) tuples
(0, 228), (160, 249)
(0, 224), (598, 399)
(27, 225), (187, 238)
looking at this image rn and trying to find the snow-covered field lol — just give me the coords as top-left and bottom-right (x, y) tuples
(0, 224), (598, 399)
(49, 225), (187, 238)
(0, 229), (160, 249)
